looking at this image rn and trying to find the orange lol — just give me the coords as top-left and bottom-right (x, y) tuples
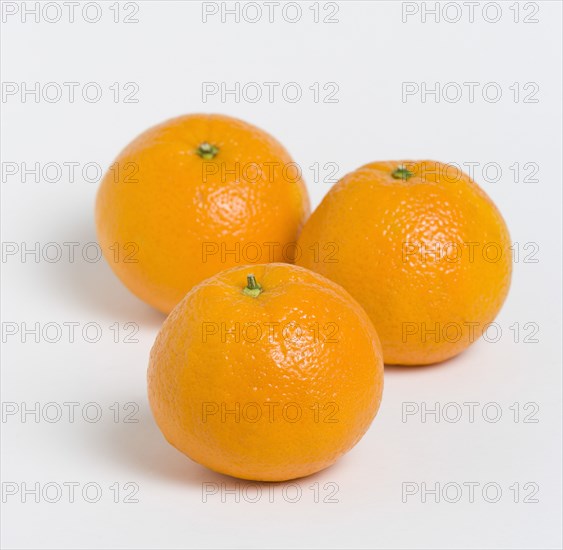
(296, 160), (512, 365)
(96, 114), (310, 313)
(147, 263), (384, 481)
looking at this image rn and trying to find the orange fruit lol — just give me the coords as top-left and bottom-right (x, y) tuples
(296, 160), (512, 365)
(147, 263), (384, 481)
(96, 114), (310, 313)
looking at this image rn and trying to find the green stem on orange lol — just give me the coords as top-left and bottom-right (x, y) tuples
(391, 165), (414, 181)
(196, 142), (219, 160)
(242, 274), (263, 298)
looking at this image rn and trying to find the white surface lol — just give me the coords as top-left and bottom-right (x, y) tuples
(1, 1), (562, 549)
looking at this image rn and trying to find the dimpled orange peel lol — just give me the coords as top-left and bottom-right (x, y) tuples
(296, 160), (512, 365)
(96, 114), (310, 313)
(147, 263), (384, 481)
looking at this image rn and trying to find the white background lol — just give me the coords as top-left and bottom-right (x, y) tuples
(1, 1), (562, 548)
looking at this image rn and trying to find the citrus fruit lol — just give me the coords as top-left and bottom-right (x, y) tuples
(147, 263), (384, 481)
(96, 114), (310, 313)
(296, 160), (512, 365)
